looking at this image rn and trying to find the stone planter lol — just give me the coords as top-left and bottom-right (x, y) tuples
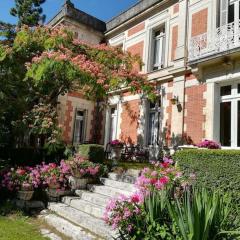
(47, 188), (71, 202)
(111, 146), (122, 166)
(69, 176), (90, 190)
(17, 190), (34, 201)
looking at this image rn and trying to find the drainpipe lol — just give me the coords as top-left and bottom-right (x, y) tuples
(181, 0), (189, 141)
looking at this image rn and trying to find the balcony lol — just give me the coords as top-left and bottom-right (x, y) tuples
(189, 21), (240, 62)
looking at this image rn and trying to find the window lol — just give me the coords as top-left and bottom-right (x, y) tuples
(109, 107), (118, 141)
(219, 82), (240, 147)
(147, 99), (161, 145)
(151, 26), (165, 71)
(218, 0), (240, 26)
(73, 110), (85, 144)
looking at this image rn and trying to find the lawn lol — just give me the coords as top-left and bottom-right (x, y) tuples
(0, 215), (49, 240)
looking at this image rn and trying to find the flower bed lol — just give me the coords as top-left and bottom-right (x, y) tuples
(103, 158), (239, 239)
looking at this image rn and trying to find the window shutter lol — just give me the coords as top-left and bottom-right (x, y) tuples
(220, 0), (228, 26)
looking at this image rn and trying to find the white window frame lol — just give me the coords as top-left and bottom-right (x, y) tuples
(72, 109), (87, 145)
(220, 81), (240, 148)
(150, 26), (166, 71)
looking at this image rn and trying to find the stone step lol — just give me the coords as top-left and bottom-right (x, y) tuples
(48, 203), (116, 240)
(108, 172), (137, 184)
(62, 196), (105, 218)
(75, 190), (110, 207)
(125, 169), (141, 177)
(100, 178), (136, 192)
(41, 213), (97, 240)
(87, 184), (133, 198)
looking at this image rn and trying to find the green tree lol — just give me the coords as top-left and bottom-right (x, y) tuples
(0, 26), (153, 150)
(10, 0), (46, 27)
(0, 21), (16, 45)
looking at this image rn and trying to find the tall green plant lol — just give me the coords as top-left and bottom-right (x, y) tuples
(168, 188), (240, 240)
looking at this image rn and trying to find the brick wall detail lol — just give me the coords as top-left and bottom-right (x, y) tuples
(171, 25), (178, 61)
(127, 41), (144, 72)
(184, 83), (206, 144)
(191, 8), (208, 37)
(128, 22), (145, 37)
(63, 100), (74, 143)
(120, 100), (140, 144)
(173, 3), (179, 14)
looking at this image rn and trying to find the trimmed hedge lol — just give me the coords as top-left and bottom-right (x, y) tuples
(173, 149), (240, 209)
(78, 144), (104, 163)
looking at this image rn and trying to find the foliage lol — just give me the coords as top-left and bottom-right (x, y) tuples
(39, 161), (70, 190)
(0, 21), (16, 44)
(78, 144), (105, 163)
(66, 154), (107, 178)
(104, 159), (187, 239)
(168, 188), (240, 240)
(0, 26), (153, 149)
(135, 158), (193, 196)
(197, 139), (221, 149)
(1, 166), (42, 191)
(173, 149), (240, 211)
(10, 0), (46, 27)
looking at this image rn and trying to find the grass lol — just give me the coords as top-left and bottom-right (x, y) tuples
(0, 215), (49, 240)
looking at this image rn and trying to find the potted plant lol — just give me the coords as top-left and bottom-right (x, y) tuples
(40, 161), (71, 201)
(1, 167), (38, 201)
(67, 155), (104, 190)
(110, 140), (124, 165)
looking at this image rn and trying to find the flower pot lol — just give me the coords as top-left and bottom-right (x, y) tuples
(111, 146), (122, 160)
(17, 190), (34, 201)
(47, 188), (71, 202)
(48, 183), (61, 189)
(69, 176), (89, 190)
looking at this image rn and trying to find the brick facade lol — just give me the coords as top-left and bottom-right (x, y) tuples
(120, 100), (140, 144)
(128, 22), (145, 37)
(63, 100), (74, 143)
(171, 25), (178, 61)
(184, 82), (206, 144)
(191, 8), (208, 37)
(126, 41), (144, 72)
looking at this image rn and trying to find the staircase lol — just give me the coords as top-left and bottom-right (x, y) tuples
(39, 170), (140, 240)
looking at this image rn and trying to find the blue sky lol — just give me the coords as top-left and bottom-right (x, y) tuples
(0, 0), (139, 24)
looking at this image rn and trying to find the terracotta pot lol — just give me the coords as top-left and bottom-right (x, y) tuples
(69, 176), (90, 190)
(17, 190), (34, 201)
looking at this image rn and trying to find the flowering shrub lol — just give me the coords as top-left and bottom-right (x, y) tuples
(39, 161), (71, 190)
(135, 158), (187, 196)
(103, 193), (143, 232)
(1, 166), (41, 191)
(66, 155), (107, 178)
(109, 140), (124, 148)
(197, 139), (221, 149)
(104, 158), (195, 238)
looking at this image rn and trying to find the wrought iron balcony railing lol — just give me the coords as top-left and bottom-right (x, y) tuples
(189, 21), (240, 62)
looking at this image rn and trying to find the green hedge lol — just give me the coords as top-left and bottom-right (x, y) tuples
(78, 144), (104, 163)
(173, 149), (240, 208)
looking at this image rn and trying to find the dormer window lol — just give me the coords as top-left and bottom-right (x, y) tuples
(151, 26), (165, 71)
